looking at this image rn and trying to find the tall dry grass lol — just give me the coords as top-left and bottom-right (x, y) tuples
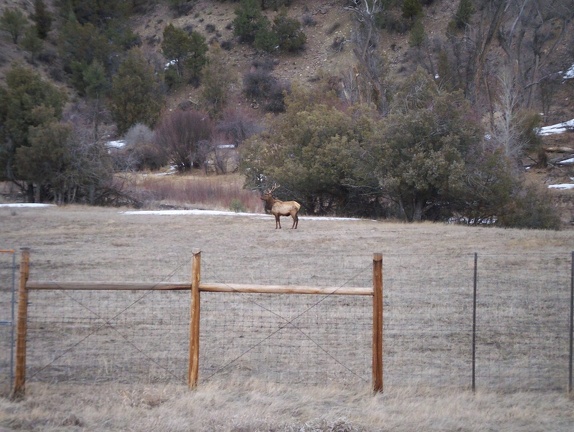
(127, 172), (263, 212)
(1, 380), (573, 431)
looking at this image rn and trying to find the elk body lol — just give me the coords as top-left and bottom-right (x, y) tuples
(260, 186), (301, 229)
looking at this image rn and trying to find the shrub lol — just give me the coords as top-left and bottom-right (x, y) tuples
(497, 183), (561, 230)
(242, 66), (289, 113)
(121, 123), (168, 171)
(220, 40), (233, 50)
(264, 80), (289, 113)
(409, 19), (425, 47)
(253, 19), (278, 52)
(229, 198), (245, 212)
(302, 13), (317, 27)
(243, 68), (277, 99)
(402, 0), (423, 20)
(216, 108), (262, 146)
(169, 0), (195, 17)
(154, 109), (213, 171)
(450, 0), (474, 31)
(375, 10), (410, 34)
(272, 13), (306, 52)
(233, 0), (267, 44)
(0, 8), (28, 44)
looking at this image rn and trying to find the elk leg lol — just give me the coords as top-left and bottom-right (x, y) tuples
(292, 214), (298, 229)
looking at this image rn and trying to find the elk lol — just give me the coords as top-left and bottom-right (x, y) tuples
(260, 185), (301, 229)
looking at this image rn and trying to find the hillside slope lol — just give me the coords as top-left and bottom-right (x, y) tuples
(1, 0), (573, 224)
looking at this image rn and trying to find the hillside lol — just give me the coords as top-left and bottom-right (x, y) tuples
(1, 0), (573, 225)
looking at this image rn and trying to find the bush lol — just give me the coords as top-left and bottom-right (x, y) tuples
(242, 66), (289, 113)
(121, 123), (167, 171)
(450, 0), (474, 31)
(409, 19), (425, 47)
(375, 10), (410, 34)
(154, 109), (213, 171)
(264, 80), (289, 113)
(169, 0), (195, 17)
(243, 68), (277, 99)
(497, 183), (561, 230)
(402, 0), (423, 20)
(302, 13), (317, 27)
(253, 20), (278, 52)
(216, 108), (262, 146)
(229, 198), (245, 212)
(272, 13), (306, 52)
(233, 0), (267, 44)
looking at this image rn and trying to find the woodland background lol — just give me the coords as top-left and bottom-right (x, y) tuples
(0, 0), (573, 227)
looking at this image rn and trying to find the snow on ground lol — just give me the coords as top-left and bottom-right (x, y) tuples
(548, 183), (574, 190)
(0, 203), (55, 208)
(563, 63), (574, 80)
(536, 119), (574, 136)
(0, 203), (360, 220)
(121, 209), (361, 221)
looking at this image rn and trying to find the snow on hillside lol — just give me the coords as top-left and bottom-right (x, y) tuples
(563, 63), (574, 80)
(537, 119), (574, 136)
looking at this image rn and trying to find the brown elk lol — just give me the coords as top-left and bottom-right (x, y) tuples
(260, 185), (301, 229)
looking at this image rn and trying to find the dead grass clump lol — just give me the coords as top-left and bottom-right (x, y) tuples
(2, 381), (574, 431)
(136, 173), (262, 212)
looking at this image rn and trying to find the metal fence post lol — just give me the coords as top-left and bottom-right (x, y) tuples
(472, 252), (478, 393)
(569, 251), (573, 394)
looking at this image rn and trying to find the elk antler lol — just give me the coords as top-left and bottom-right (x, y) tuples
(267, 183), (280, 195)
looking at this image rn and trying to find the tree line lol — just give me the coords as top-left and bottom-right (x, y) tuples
(0, 0), (571, 228)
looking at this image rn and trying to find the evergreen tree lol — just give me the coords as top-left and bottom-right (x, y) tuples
(272, 12), (306, 52)
(0, 65), (67, 200)
(0, 8), (28, 44)
(162, 24), (207, 88)
(21, 26), (44, 64)
(233, 0), (267, 44)
(32, 0), (53, 39)
(201, 45), (236, 116)
(375, 69), (481, 221)
(83, 60), (110, 139)
(110, 50), (165, 135)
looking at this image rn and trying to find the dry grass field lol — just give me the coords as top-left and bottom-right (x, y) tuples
(1, 203), (574, 431)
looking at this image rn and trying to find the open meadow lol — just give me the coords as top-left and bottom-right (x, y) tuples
(1, 203), (574, 431)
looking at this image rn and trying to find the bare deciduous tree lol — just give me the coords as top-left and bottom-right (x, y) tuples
(344, 0), (389, 113)
(154, 110), (213, 172)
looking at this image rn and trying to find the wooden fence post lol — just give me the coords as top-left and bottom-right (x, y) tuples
(12, 248), (30, 398)
(188, 249), (201, 388)
(372, 253), (383, 393)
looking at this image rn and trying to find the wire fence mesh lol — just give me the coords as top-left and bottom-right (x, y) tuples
(0, 250), (16, 395)
(474, 253), (572, 392)
(12, 250), (574, 393)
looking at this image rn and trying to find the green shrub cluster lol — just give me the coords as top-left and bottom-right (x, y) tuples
(240, 72), (560, 229)
(233, 0), (305, 53)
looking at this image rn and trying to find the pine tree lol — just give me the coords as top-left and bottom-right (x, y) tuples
(110, 50), (165, 134)
(32, 0), (53, 39)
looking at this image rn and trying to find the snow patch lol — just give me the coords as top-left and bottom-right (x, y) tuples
(106, 140), (125, 149)
(563, 63), (574, 80)
(121, 209), (361, 221)
(548, 184), (574, 190)
(536, 119), (574, 136)
(0, 203), (55, 208)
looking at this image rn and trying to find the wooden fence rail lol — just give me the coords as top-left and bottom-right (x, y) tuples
(12, 249), (383, 396)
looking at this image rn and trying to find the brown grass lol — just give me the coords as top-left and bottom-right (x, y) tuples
(122, 172), (263, 212)
(1, 202), (574, 431)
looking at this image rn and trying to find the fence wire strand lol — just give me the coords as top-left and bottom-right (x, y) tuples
(17, 250), (574, 392)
